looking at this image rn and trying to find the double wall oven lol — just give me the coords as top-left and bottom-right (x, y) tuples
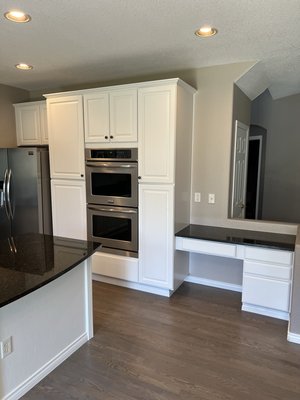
(85, 148), (138, 255)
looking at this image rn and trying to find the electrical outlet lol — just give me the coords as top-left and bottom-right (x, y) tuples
(208, 193), (215, 204)
(194, 192), (201, 202)
(0, 337), (12, 359)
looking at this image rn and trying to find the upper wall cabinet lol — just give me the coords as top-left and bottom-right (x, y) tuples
(46, 95), (85, 180)
(84, 89), (137, 145)
(138, 85), (176, 184)
(14, 101), (48, 146)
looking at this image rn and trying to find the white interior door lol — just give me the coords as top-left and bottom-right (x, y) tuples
(231, 120), (249, 219)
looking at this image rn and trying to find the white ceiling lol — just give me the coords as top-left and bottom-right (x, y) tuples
(0, 0), (300, 99)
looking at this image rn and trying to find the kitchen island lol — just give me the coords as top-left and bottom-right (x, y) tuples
(0, 233), (100, 400)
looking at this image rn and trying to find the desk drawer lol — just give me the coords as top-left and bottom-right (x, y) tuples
(180, 238), (237, 258)
(244, 247), (293, 265)
(244, 260), (292, 280)
(242, 274), (291, 312)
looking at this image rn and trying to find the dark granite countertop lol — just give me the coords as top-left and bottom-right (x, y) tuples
(0, 233), (100, 308)
(176, 224), (296, 252)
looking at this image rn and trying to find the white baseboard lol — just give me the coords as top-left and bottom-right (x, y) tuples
(185, 275), (242, 293)
(4, 333), (88, 400)
(242, 303), (289, 321)
(287, 331), (300, 344)
(92, 273), (172, 297)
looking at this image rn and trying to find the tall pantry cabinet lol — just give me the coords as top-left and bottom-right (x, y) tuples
(45, 94), (87, 240)
(138, 80), (196, 293)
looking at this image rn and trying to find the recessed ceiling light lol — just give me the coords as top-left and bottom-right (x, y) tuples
(195, 26), (218, 37)
(15, 63), (33, 70)
(4, 10), (31, 23)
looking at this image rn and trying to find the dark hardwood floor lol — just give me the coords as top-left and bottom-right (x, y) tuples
(23, 281), (300, 399)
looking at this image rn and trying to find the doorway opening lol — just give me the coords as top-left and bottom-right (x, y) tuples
(245, 136), (262, 219)
(245, 125), (266, 219)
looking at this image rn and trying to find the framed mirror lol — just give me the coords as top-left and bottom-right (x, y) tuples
(230, 88), (300, 224)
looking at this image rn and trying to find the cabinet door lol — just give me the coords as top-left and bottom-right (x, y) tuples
(15, 104), (41, 146)
(47, 95), (85, 179)
(51, 179), (87, 240)
(242, 274), (290, 312)
(39, 102), (48, 144)
(138, 85), (176, 183)
(110, 89), (137, 143)
(84, 92), (110, 143)
(139, 184), (174, 289)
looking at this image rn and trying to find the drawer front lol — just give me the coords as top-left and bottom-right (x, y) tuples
(92, 252), (138, 282)
(244, 260), (292, 280)
(181, 238), (237, 258)
(244, 247), (293, 265)
(242, 274), (291, 312)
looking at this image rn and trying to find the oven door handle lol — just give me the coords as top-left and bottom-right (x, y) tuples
(88, 205), (138, 214)
(85, 162), (136, 168)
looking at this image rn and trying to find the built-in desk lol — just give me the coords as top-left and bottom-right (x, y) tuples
(176, 225), (296, 321)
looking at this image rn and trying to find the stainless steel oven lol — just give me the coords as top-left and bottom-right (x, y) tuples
(87, 204), (138, 252)
(85, 148), (138, 207)
(85, 148), (138, 255)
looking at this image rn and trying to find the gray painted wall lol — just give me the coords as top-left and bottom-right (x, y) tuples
(0, 84), (29, 147)
(251, 90), (300, 223)
(189, 253), (243, 286)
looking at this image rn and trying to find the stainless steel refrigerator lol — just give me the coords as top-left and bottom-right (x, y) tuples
(0, 147), (52, 239)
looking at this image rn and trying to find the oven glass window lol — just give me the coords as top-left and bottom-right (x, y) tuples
(92, 215), (132, 241)
(91, 173), (131, 197)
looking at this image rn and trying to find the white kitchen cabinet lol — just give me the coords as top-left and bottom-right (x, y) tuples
(39, 102), (48, 144)
(242, 248), (294, 320)
(51, 179), (87, 240)
(44, 79), (196, 296)
(84, 89), (137, 145)
(139, 184), (174, 289)
(242, 274), (291, 312)
(14, 101), (48, 146)
(92, 252), (139, 282)
(137, 80), (195, 294)
(138, 85), (176, 184)
(46, 95), (85, 180)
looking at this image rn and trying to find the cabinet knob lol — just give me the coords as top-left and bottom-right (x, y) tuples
(110, 135), (114, 139)
(138, 176), (141, 179)
(81, 174), (84, 178)
(105, 136), (108, 139)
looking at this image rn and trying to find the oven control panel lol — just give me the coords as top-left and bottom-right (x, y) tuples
(85, 148), (138, 162)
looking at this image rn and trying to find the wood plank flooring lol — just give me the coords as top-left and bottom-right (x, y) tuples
(23, 282), (300, 399)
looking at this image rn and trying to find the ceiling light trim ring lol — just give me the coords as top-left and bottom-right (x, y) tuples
(195, 27), (218, 37)
(15, 63), (33, 70)
(4, 10), (31, 23)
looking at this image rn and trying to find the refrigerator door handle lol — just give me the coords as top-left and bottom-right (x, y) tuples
(3, 168), (10, 218)
(7, 169), (13, 219)
(8, 236), (17, 254)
